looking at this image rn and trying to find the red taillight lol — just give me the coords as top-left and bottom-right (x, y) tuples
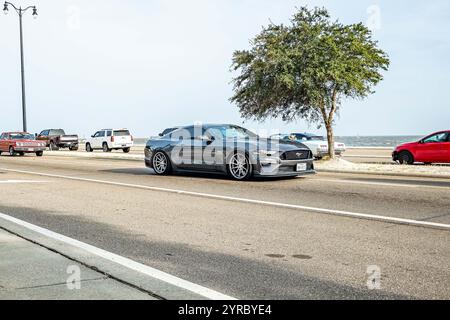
(111, 136), (115, 142)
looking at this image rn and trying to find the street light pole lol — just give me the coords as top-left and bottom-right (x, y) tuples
(3, 2), (38, 133)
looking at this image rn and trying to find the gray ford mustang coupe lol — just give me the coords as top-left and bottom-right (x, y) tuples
(145, 124), (315, 180)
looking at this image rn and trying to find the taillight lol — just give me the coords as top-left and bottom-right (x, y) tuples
(131, 135), (134, 141)
(111, 136), (115, 142)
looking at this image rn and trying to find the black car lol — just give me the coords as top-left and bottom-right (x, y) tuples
(145, 124), (315, 180)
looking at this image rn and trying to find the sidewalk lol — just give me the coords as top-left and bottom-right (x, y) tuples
(0, 228), (155, 300)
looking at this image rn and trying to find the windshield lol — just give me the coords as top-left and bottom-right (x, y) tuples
(50, 129), (65, 136)
(114, 130), (131, 136)
(10, 133), (35, 140)
(208, 125), (258, 140)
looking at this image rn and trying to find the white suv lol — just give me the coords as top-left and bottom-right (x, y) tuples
(85, 129), (134, 153)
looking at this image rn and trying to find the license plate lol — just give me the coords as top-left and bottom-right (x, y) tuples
(296, 163), (307, 171)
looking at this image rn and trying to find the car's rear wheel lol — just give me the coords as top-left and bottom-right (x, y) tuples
(152, 151), (172, 175)
(36, 151), (43, 157)
(9, 147), (17, 157)
(103, 142), (111, 152)
(227, 152), (252, 180)
(398, 151), (414, 165)
(69, 146), (78, 151)
(123, 147), (130, 153)
(86, 143), (93, 152)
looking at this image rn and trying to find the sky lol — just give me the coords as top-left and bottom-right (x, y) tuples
(1, 0), (449, 138)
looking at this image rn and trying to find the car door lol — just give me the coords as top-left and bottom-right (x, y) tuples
(415, 132), (449, 163)
(36, 130), (48, 145)
(92, 131), (103, 149)
(443, 132), (450, 163)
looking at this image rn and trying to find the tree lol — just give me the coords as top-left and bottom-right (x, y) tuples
(230, 7), (390, 158)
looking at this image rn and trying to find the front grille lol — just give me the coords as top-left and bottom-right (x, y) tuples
(280, 150), (311, 160)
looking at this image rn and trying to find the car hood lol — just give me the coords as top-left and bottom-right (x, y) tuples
(238, 138), (310, 152)
(396, 141), (418, 150)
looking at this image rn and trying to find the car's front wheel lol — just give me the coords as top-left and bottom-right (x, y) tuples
(102, 143), (111, 152)
(36, 151), (43, 157)
(152, 151), (172, 175)
(227, 152), (252, 180)
(398, 151), (414, 165)
(86, 143), (93, 152)
(9, 147), (17, 157)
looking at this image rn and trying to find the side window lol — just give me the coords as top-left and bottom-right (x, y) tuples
(107, 130), (112, 137)
(447, 133), (450, 142)
(423, 132), (448, 143)
(94, 131), (101, 138)
(0, 133), (4, 140)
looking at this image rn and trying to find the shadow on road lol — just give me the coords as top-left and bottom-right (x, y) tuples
(0, 205), (410, 300)
(100, 167), (304, 183)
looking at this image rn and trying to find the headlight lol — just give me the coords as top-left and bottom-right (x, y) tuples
(254, 150), (277, 157)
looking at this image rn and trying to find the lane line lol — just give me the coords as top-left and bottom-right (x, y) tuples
(0, 212), (235, 300)
(313, 178), (450, 190)
(0, 180), (49, 184)
(1, 167), (449, 231)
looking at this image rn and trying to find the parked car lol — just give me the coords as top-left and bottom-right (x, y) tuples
(36, 129), (78, 151)
(392, 130), (450, 164)
(271, 133), (346, 159)
(85, 129), (133, 153)
(145, 124), (315, 180)
(0, 132), (46, 156)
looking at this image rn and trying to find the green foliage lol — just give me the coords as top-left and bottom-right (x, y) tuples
(230, 6), (390, 129)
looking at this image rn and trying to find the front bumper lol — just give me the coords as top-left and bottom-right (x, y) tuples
(255, 159), (316, 177)
(14, 147), (46, 153)
(392, 151), (398, 161)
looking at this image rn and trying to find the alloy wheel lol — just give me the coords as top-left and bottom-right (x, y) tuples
(229, 153), (250, 180)
(153, 152), (168, 174)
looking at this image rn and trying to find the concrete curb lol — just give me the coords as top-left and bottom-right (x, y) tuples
(316, 168), (450, 180)
(0, 215), (210, 300)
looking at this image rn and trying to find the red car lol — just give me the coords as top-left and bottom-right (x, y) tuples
(393, 130), (450, 164)
(0, 132), (46, 157)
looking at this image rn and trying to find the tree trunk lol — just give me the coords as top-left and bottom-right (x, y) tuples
(326, 124), (335, 159)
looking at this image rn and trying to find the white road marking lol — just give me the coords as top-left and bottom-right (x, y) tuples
(1, 167), (449, 231)
(0, 180), (49, 184)
(313, 178), (450, 190)
(0, 211), (235, 300)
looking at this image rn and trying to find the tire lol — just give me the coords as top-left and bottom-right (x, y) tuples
(123, 147), (130, 153)
(227, 151), (252, 180)
(69, 146), (79, 151)
(151, 151), (172, 175)
(102, 142), (111, 152)
(36, 151), (43, 157)
(86, 143), (93, 152)
(19, 152), (25, 156)
(9, 146), (17, 157)
(49, 141), (59, 151)
(398, 151), (414, 165)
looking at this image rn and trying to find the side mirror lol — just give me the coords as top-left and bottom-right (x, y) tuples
(158, 133), (163, 137)
(91, 135), (95, 138)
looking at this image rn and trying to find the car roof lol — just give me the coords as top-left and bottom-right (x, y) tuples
(4, 132), (29, 134)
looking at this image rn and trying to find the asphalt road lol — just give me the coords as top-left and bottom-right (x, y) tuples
(0, 154), (449, 299)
